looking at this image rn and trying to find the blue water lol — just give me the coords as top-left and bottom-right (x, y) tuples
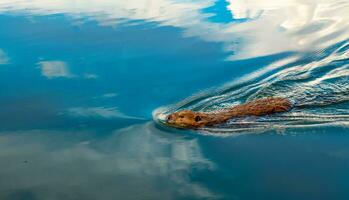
(0, 0), (349, 199)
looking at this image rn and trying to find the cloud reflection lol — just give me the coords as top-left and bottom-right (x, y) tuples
(67, 106), (144, 120)
(84, 74), (98, 79)
(226, 0), (349, 59)
(1, 0), (349, 60)
(38, 61), (73, 79)
(0, 123), (218, 199)
(0, 49), (8, 64)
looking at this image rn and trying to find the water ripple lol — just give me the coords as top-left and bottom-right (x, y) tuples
(155, 39), (349, 134)
(1, 0), (348, 134)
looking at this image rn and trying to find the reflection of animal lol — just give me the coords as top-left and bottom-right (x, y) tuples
(166, 97), (292, 129)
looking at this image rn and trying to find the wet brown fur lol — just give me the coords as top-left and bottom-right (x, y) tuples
(166, 97), (292, 129)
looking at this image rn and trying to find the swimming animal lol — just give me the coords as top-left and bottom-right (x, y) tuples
(166, 97), (292, 129)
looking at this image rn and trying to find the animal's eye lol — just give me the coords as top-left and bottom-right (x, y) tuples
(195, 116), (201, 122)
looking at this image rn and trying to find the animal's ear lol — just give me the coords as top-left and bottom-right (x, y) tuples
(195, 116), (202, 122)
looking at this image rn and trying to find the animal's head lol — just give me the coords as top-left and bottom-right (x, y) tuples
(166, 110), (210, 129)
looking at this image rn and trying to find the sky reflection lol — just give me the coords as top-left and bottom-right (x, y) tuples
(0, 1), (349, 199)
(0, 49), (8, 64)
(38, 61), (73, 79)
(1, 0), (349, 60)
(67, 106), (145, 120)
(0, 122), (217, 200)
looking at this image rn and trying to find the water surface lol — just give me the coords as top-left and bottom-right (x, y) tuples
(0, 0), (349, 199)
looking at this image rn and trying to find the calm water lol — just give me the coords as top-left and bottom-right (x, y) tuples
(0, 0), (349, 199)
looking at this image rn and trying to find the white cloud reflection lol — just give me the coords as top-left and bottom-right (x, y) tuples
(101, 93), (118, 98)
(1, 0), (349, 60)
(38, 60), (73, 79)
(0, 49), (8, 64)
(226, 0), (349, 59)
(0, 123), (218, 199)
(84, 74), (98, 79)
(68, 106), (144, 120)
